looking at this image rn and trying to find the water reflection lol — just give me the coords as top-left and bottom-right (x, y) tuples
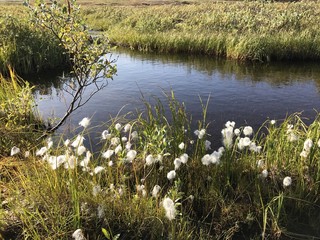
(33, 49), (320, 149)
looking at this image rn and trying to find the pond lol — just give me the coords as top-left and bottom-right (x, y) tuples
(32, 49), (320, 149)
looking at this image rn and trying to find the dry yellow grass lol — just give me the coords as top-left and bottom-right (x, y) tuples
(0, 0), (213, 6)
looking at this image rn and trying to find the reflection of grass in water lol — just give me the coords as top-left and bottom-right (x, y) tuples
(1, 91), (320, 239)
(116, 47), (320, 87)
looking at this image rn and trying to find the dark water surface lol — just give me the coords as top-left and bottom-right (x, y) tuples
(32, 49), (320, 149)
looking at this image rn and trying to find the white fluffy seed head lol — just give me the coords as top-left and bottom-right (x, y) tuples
(243, 126), (253, 136)
(103, 150), (114, 159)
(303, 138), (313, 152)
(180, 153), (188, 164)
(71, 135), (85, 148)
(152, 185), (161, 198)
(261, 169), (268, 178)
(198, 129), (206, 139)
(115, 123), (122, 131)
(201, 154), (211, 166)
(167, 170), (176, 180)
(10, 146), (20, 156)
(126, 150), (137, 162)
(79, 117), (90, 128)
(174, 158), (182, 170)
(94, 166), (105, 174)
(178, 142), (185, 150)
(131, 131), (138, 140)
(162, 197), (176, 220)
(115, 145), (123, 155)
(101, 130), (111, 140)
(283, 176), (292, 187)
(145, 154), (155, 166)
(72, 229), (86, 240)
(77, 146), (86, 156)
(124, 123), (131, 132)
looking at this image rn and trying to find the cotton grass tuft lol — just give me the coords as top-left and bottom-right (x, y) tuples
(10, 146), (20, 156)
(162, 197), (176, 221)
(79, 117), (90, 128)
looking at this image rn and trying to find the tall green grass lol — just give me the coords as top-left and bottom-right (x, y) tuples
(0, 68), (44, 156)
(83, 1), (320, 61)
(1, 92), (320, 239)
(0, 14), (67, 75)
(2, 1), (320, 66)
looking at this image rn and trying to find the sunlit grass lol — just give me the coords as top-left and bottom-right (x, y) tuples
(1, 1), (320, 238)
(83, 1), (320, 61)
(0, 12), (67, 75)
(2, 1), (320, 66)
(0, 68), (44, 156)
(1, 91), (320, 239)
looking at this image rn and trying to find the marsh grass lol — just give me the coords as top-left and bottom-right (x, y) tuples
(1, 91), (320, 239)
(0, 68), (44, 156)
(83, 1), (320, 61)
(2, 1), (320, 67)
(0, 14), (67, 75)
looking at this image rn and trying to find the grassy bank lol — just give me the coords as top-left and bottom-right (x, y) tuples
(2, 1), (320, 64)
(0, 69), (45, 155)
(83, 1), (320, 61)
(0, 71), (47, 238)
(0, 7), (67, 75)
(1, 92), (320, 239)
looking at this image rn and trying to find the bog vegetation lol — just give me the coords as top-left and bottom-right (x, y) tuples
(0, 12), (67, 75)
(1, 0), (320, 73)
(83, 1), (320, 61)
(2, 91), (320, 239)
(1, 0), (320, 239)
(0, 68), (46, 156)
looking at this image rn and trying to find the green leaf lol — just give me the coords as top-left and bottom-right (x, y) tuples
(102, 228), (111, 240)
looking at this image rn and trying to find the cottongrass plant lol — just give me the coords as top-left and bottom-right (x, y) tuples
(0, 68), (44, 156)
(1, 94), (320, 239)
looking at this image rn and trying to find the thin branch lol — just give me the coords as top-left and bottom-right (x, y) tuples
(26, 0), (116, 136)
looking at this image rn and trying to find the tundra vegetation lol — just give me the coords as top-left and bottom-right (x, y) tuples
(0, 0), (320, 239)
(1, 0), (320, 71)
(82, 1), (320, 61)
(0, 9), (67, 75)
